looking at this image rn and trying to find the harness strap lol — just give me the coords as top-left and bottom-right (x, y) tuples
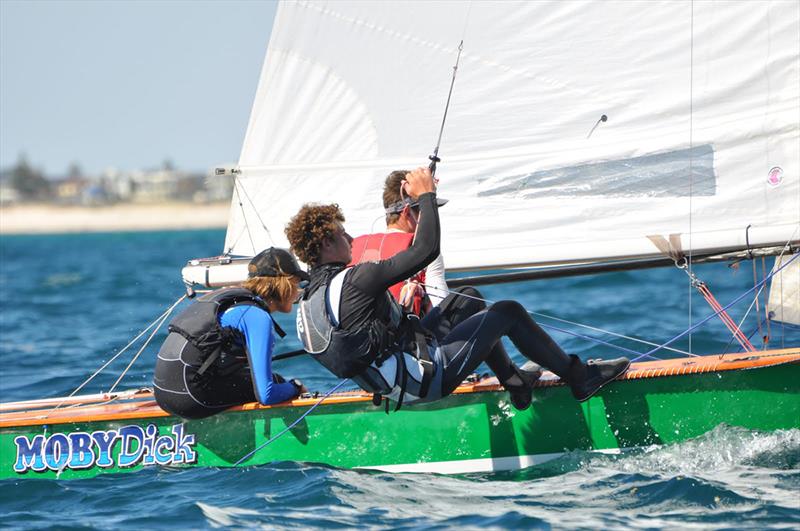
(395, 351), (407, 412)
(402, 314), (434, 400)
(193, 327), (248, 379)
(273, 320), (286, 338)
(195, 346), (223, 378)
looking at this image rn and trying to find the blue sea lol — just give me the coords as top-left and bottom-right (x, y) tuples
(1, 230), (798, 530)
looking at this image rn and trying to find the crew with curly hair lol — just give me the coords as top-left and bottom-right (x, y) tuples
(286, 167), (629, 411)
(284, 203), (345, 266)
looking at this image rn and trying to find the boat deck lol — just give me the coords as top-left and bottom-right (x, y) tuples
(2, 348), (798, 429)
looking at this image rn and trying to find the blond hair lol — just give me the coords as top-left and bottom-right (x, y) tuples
(242, 275), (298, 306)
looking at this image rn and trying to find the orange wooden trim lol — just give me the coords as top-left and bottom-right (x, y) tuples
(0, 389), (155, 413)
(2, 348), (798, 429)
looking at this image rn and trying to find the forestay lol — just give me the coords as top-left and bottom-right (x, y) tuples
(224, 0), (799, 271)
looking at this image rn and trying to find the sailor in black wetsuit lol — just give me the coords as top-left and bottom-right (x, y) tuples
(286, 167), (630, 410)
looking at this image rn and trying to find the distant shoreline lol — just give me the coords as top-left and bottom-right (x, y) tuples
(0, 202), (230, 235)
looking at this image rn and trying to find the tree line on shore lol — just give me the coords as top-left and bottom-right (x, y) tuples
(0, 154), (232, 206)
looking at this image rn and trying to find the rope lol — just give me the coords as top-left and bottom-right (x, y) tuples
(720, 282), (767, 356)
(687, 0), (695, 355)
(739, 318), (769, 353)
(508, 306), (693, 357)
(229, 178), (257, 255)
(423, 284), (667, 360)
(108, 296), (184, 393)
(535, 322), (651, 359)
(425, 249), (799, 364)
(234, 176), (275, 251)
(50, 295), (186, 411)
(695, 282), (756, 352)
(763, 256), (772, 347)
(720, 242), (796, 354)
(631, 252), (799, 362)
(752, 257), (765, 345)
(233, 379), (349, 466)
(675, 262), (758, 352)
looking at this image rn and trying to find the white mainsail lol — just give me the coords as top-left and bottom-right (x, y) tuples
(222, 0), (799, 273)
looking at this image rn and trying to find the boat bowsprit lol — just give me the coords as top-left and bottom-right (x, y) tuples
(2, 349), (798, 480)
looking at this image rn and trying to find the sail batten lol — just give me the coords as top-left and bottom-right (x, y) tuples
(224, 0), (800, 271)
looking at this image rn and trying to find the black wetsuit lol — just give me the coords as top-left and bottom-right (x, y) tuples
(311, 192), (574, 400)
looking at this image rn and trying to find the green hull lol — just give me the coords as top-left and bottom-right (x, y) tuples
(3, 354), (798, 480)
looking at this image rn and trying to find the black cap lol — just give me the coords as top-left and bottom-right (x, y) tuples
(248, 247), (310, 281)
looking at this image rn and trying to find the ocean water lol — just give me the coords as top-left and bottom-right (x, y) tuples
(1, 230), (798, 529)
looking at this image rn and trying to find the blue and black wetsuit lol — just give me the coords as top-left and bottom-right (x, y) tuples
(220, 305), (297, 404)
(154, 293), (298, 419)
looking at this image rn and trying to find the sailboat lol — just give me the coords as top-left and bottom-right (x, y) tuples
(2, 0), (798, 480)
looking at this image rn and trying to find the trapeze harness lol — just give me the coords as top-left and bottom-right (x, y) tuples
(349, 232), (430, 317)
(296, 267), (438, 409)
(153, 287), (285, 417)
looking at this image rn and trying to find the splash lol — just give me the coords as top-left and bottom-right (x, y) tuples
(605, 425), (800, 474)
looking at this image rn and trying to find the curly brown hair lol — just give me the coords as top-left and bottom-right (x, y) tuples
(285, 203), (345, 266)
(383, 170), (408, 225)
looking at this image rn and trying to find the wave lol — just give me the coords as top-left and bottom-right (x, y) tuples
(3, 427), (798, 530)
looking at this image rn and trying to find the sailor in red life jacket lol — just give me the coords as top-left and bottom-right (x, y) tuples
(349, 170), (488, 339)
(349, 170), (449, 317)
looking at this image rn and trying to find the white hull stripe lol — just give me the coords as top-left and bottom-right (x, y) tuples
(357, 448), (625, 475)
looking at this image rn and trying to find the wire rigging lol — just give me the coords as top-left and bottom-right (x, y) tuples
(108, 303), (175, 394)
(631, 251), (799, 362)
(424, 246), (798, 364)
(49, 295), (186, 413)
(233, 379), (349, 466)
(226, 178), (253, 254)
(235, 175), (276, 251)
(688, 0), (695, 355)
(428, 40), (464, 178)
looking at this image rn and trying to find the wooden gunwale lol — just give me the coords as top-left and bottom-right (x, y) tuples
(2, 348), (798, 429)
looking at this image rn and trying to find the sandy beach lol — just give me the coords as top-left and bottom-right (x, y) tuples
(0, 202), (230, 235)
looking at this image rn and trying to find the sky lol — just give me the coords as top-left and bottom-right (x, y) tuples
(0, 0), (278, 176)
